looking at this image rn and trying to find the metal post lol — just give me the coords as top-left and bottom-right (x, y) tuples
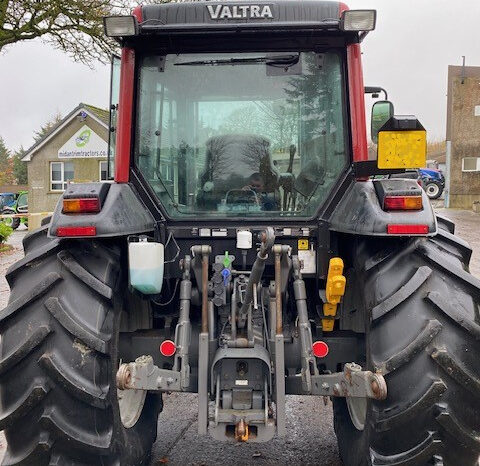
(274, 333), (286, 437)
(173, 256), (192, 390)
(274, 249), (283, 335)
(191, 245), (211, 435)
(445, 140), (452, 208)
(201, 252), (209, 334)
(198, 331), (209, 435)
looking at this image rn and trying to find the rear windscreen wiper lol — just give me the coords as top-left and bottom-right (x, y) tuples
(174, 54), (299, 67)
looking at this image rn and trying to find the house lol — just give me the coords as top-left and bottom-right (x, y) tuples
(22, 103), (110, 213)
(445, 65), (480, 209)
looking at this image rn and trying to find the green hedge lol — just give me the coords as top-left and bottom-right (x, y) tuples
(0, 222), (13, 244)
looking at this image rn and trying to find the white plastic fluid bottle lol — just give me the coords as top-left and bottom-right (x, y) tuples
(128, 237), (164, 294)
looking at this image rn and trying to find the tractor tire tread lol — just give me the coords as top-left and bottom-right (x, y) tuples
(375, 380), (447, 432)
(430, 348), (480, 396)
(374, 319), (442, 374)
(0, 273), (61, 323)
(44, 296), (110, 353)
(6, 240), (61, 285)
(435, 410), (480, 452)
(38, 352), (108, 409)
(0, 325), (52, 376)
(0, 380), (50, 430)
(57, 250), (113, 300)
(371, 266), (432, 322)
(426, 291), (480, 340)
(370, 434), (442, 466)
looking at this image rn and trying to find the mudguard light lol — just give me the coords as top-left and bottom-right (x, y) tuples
(63, 198), (101, 214)
(340, 10), (376, 32)
(103, 15), (138, 37)
(384, 196), (423, 211)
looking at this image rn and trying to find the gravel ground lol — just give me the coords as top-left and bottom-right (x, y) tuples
(0, 208), (478, 465)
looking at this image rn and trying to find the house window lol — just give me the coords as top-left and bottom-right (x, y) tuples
(99, 161), (108, 181)
(462, 157), (480, 172)
(50, 161), (74, 191)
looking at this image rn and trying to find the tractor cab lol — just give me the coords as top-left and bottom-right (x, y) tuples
(104, 2), (377, 222)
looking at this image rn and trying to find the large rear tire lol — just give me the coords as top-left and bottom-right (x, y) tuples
(0, 224), (161, 465)
(334, 218), (480, 465)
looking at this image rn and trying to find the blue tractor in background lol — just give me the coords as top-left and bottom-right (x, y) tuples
(0, 193), (16, 210)
(419, 167), (445, 199)
(389, 168), (445, 200)
(0, 191), (28, 229)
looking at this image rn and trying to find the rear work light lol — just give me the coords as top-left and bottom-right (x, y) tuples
(63, 198), (101, 214)
(340, 10), (377, 32)
(384, 196), (423, 211)
(387, 224), (429, 235)
(57, 226), (97, 237)
(103, 15), (138, 37)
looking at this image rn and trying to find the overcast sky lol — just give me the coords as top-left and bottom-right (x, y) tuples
(1, 0), (479, 152)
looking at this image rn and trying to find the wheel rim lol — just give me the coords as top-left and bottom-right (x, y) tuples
(118, 388), (146, 428)
(347, 397), (367, 431)
(426, 183), (440, 198)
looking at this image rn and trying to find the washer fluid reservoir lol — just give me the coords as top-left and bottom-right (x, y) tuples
(128, 236), (164, 294)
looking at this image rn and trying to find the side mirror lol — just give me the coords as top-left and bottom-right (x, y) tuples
(371, 101), (394, 144)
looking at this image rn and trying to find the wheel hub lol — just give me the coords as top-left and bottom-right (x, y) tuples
(118, 388), (147, 429)
(347, 397), (367, 431)
(426, 183), (440, 197)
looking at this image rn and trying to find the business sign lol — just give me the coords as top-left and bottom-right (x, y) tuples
(58, 125), (108, 158)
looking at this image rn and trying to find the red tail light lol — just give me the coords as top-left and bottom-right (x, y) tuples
(384, 196), (422, 211)
(57, 226), (97, 237)
(387, 224), (429, 235)
(63, 198), (100, 214)
(312, 341), (329, 358)
(160, 340), (176, 357)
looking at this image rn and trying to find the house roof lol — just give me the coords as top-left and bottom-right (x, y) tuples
(22, 103), (109, 162)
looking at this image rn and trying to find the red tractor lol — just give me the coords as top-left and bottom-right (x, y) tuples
(1, 2), (479, 465)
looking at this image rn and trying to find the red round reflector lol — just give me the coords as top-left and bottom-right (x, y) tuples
(160, 340), (176, 357)
(312, 341), (329, 358)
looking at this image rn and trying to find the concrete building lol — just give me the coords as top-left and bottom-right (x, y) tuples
(446, 65), (480, 209)
(22, 103), (109, 213)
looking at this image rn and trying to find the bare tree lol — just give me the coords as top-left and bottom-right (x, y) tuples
(0, 0), (135, 65)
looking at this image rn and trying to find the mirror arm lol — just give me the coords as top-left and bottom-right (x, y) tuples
(365, 86), (388, 100)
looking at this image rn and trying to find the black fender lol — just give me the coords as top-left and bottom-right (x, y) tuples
(328, 180), (437, 237)
(48, 183), (155, 238)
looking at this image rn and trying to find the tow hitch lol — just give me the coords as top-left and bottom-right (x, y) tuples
(311, 363), (387, 400)
(116, 358), (386, 401)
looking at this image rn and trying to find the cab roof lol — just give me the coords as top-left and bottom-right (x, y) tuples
(140, 0), (343, 32)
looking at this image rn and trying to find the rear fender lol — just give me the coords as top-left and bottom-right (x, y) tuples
(48, 183), (155, 238)
(328, 180), (437, 237)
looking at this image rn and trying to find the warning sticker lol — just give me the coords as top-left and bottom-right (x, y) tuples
(298, 239), (309, 250)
